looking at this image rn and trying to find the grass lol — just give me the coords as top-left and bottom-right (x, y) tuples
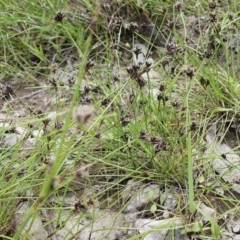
(1, 0), (240, 239)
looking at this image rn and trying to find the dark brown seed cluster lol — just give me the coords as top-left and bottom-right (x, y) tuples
(139, 129), (148, 141)
(80, 96), (93, 105)
(183, 67), (195, 79)
(172, 99), (181, 108)
(221, 153), (226, 159)
(190, 122), (197, 131)
(85, 59), (95, 75)
(150, 136), (162, 144)
(84, 86), (91, 95)
(120, 115), (131, 127)
(157, 93), (169, 104)
(166, 42), (184, 55)
(101, 98), (111, 106)
(154, 140), (169, 153)
(74, 200), (87, 212)
(126, 60), (152, 88)
(133, 45), (142, 60)
(94, 132), (101, 138)
(233, 175), (240, 184)
(139, 130), (169, 154)
(199, 77), (209, 88)
(157, 83), (169, 105)
(151, 136), (169, 153)
(129, 22), (138, 32)
(42, 118), (51, 128)
(159, 84), (165, 92)
(41, 156), (50, 165)
(1, 84), (15, 99)
(49, 79), (58, 91)
(209, 12), (217, 23)
(175, 2), (183, 12)
(161, 58), (170, 70)
(54, 12), (64, 23)
(68, 77), (75, 87)
(113, 74), (120, 82)
(110, 17), (123, 33)
(54, 121), (63, 129)
(204, 49), (213, 59)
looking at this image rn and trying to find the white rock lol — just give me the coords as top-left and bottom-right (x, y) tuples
(123, 183), (161, 213)
(47, 111), (57, 121)
(163, 193), (178, 210)
(15, 126), (28, 136)
(174, 228), (187, 240)
(135, 218), (183, 240)
(232, 225), (240, 234)
(15, 200), (47, 239)
(58, 194), (76, 207)
(0, 112), (9, 121)
(79, 211), (129, 240)
(215, 187), (224, 195)
(0, 121), (11, 128)
(205, 125), (240, 194)
(43, 209), (131, 240)
(122, 180), (142, 201)
(32, 129), (44, 138)
(151, 87), (159, 97)
(199, 203), (216, 223)
(227, 220), (240, 234)
(1, 134), (21, 147)
(163, 210), (170, 219)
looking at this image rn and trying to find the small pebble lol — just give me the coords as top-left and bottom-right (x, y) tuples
(163, 210), (169, 219)
(233, 225), (240, 234)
